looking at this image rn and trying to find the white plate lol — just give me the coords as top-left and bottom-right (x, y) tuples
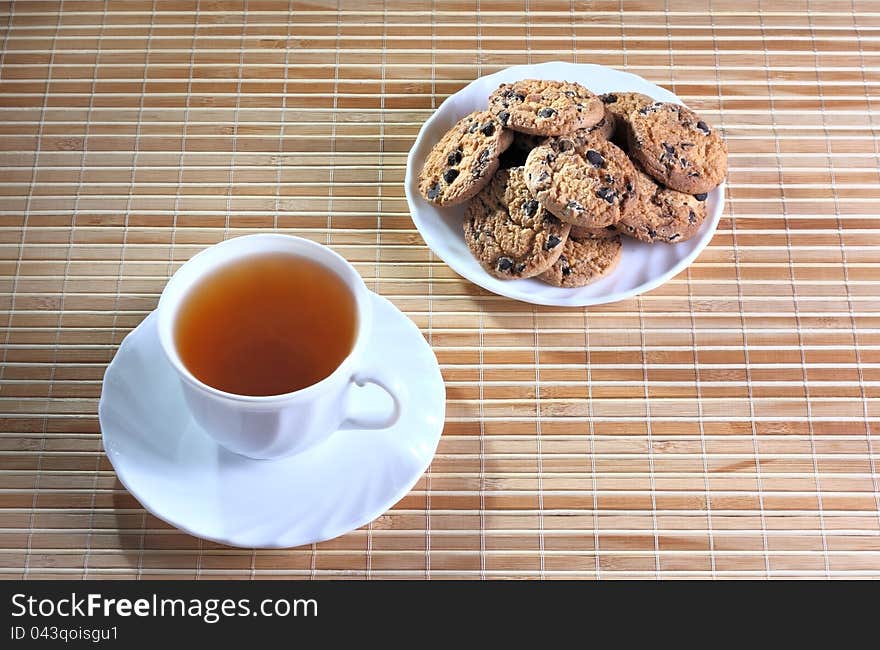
(405, 61), (724, 307)
(99, 292), (445, 548)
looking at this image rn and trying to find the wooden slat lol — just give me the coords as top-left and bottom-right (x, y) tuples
(0, 0), (878, 579)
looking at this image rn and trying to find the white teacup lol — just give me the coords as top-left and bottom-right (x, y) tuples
(155, 233), (404, 459)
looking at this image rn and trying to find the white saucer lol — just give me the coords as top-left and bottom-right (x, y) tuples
(405, 61), (724, 307)
(99, 292), (445, 548)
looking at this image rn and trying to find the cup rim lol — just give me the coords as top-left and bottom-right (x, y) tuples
(155, 233), (371, 406)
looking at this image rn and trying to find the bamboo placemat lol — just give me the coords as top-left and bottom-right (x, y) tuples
(1, 0), (878, 579)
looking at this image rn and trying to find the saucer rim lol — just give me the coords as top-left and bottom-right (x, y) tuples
(100, 291), (445, 549)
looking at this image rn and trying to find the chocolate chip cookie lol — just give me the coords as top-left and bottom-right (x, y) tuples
(419, 110), (514, 206)
(600, 91), (655, 141)
(463, 167), (571, 279)
(617, 165), (708, 243)
(524, 138), (636, 228)
(538, 233), (623, 288)
(489, 79), (604, 136)
(627, 102), (728, 194)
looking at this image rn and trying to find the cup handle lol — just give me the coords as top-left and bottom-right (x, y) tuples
(340, 367), (405, 430)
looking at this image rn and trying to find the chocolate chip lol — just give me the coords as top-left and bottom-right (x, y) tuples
(515, 93), (526, 102)
(501, 89), (514, 99)
(680, 142), (694, 149)
(480, 123), (495, 137)
(602, 94), (618, 104)
(586, 150), (605, 167)
(694, 193), (707, 201)
(523, 199), (540, 216)
(696, 120), (711, 134)
(447, 150), (462, 166)
(560, 256), (572, 276)
(472, 149), (491, 176)
(427, 183), (440, 200)
(497, 257), (514, 272)
(688, 171), (701, 177)
(625, 181), (634, 194)
(688, 210), (697, 223)
(647, 228), (657, 238)
(662, 143), (675, 155)
(514, 263), (527, 273)
(595, 187), (616, 203)
(566, 200), (584, 212)
(545, 234), (562, 250)
(537, 107), (557, 118)
(443, 168), (459, 184)
(497, 110), (510, 125)
(468, 122), (480, 133)
(564, 90), (576, 97)
(679, 157), (689, 167)
(537, 171), (550, 183)
(604, 174), (615, 184)
(668, 233), (680, 241)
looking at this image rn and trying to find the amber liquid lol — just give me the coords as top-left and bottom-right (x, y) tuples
(174, 253), (357, 396)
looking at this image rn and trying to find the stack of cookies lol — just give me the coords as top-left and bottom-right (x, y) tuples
(418, 79), (728, 288)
